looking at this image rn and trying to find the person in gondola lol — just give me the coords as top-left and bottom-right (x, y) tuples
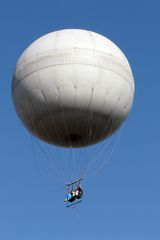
(64, 191), (76, 202)
(75, 186), (83, 199)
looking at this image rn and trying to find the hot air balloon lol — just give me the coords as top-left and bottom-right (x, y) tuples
(12, 29), (134, 206)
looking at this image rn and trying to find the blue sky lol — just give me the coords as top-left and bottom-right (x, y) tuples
(0, 0), (160, 239)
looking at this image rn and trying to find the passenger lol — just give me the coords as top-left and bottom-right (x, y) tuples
(64, 192), (75, 202)
(75, 186), (83, 199)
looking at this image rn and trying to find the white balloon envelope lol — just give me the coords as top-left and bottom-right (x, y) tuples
(12, 29), (134, 148)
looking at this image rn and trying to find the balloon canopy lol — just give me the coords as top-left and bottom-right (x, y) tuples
(12, 29), (134, 147)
